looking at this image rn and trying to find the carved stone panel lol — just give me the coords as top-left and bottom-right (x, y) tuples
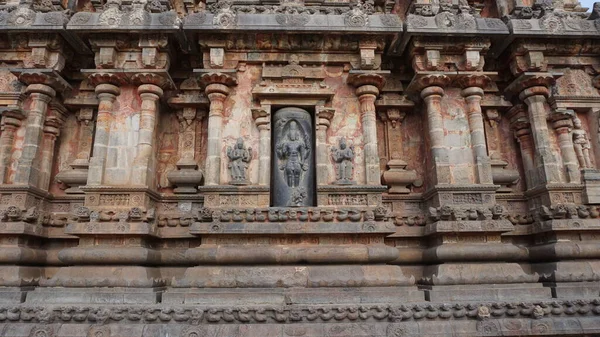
(272, 107), (315, 207)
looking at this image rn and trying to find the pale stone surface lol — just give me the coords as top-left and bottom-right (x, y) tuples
(0, 0), (599, 335)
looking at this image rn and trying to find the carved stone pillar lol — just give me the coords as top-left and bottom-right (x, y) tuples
(252, 106), (271, 186)
(517, 75), (562, 185)
(56, 108), (95, 193)
(167, 107), (205, 193)
(550, 111), (580, 184)
(200, 72), (236, 186)
(458, 75), (493, 185)
(378, 108), (419, 193)
(348, 73), (386, 185)
(131, 83), (163, 186)
(14, 83), (56, 186)
(87, 78), (120, 186)
(316, 106), (335, 185)
(508, 105), (536, 189)
(39, 117), (61, 191)
(483, 108), (520, 192)
(419, 74), (451, 185)
(0, 109), (24, 183)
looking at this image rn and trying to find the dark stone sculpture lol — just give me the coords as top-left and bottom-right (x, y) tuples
(227, 137), (252, 185)
(272, 107), (315, 207)
(331, 137), (356, 184)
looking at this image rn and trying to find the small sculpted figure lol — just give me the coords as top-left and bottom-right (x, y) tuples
(331, 137), (356, 184)
(572, 117), (593, 169)
(276, 121), (310, 188)
(227, 137), (252, 184)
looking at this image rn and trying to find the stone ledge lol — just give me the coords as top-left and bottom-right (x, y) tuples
(0, 298), (599, 324)
(189, 221), (395, 234)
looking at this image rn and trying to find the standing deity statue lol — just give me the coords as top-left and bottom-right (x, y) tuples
(276, 121), (310, 188)
(572, 117), (593, 169)
(227, 137), (252, 185)
(331, 137), (356, 184)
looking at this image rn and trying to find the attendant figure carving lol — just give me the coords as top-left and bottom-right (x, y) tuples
(572, 117), (593, 169)
(227, 137), (252, 185)
(331, 137), (356, 184)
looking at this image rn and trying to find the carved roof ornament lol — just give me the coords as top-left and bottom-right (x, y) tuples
(0, 0), (70, 28)
(210, 0), (236, 27)
(68, 0), (179, 29)
(505, 0), (598, 38)
(405, 0), (484, 31)
(344, 0), (373, 27)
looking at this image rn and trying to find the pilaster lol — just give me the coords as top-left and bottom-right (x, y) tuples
(199, 72), (237, 186)
(167, 76), (208, 194)
(251, 105), (271, 186)
(508, 73), (563, 186)
(549, 110), (580, 184)
(0, 108), (25, 184)
(347, 71), (387, 186)
(417, 74), (452, 186)
(13, 83), (56, 187)
(131, 79), (164, 187)
(86, 74), (122, 186)
(316, 106), (335, 185)
(457, 74), (494, 185)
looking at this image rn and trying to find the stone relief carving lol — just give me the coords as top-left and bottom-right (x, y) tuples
(227, 137), (252, 185)
(331, 137), (355, 185)
(272, 108), (314, 207)
(508, 0), (596, 33)
(98, 0), (123, 26)
(572, 117), (593, 169)
(210, 0), (236, 27)
(344, 0), (373, 27)
(406, 0), (480, 30)
(277, 121), (309, 186)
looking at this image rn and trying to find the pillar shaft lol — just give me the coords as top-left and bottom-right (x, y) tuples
(257, 122), (270, 186)
(14, 84), (56, 186)
(132, 84), (163, 186)
(0, 116), (21, 183)
(520, 86), (562, 184)
(39, 125), (60, 190)
(421, 86), (450, 185)
(356, 85), (380, 185)
(316, 108), (334, 185)
(552, 119), (580, 183)
(462, 87), (493, 184)
(88, 83), (120, 186)
(204, 83), (229, 186)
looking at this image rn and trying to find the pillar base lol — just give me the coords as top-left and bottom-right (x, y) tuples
(421, 283), (551, 302)
(26, 286), (164, 304)
(172, 265), (415, 288)
(0, 286), (32, 304)
(164, 286), (424, 305)
(545, 281), (600, 298)
(39, 266), (164, 288)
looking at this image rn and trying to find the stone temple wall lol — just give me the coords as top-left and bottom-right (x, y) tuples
(0, 0), (600, 335)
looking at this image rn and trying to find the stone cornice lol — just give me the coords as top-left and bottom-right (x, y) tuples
(183, 12), (403, 33)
